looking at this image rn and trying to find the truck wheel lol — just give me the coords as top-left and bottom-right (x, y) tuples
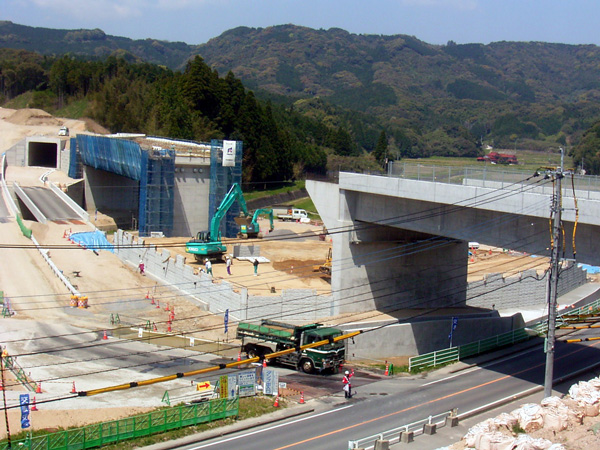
(246, 345), (259, 358)
(300, 359), (314, 374)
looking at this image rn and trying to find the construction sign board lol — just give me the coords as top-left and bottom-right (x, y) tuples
(237, 370), (256, 397)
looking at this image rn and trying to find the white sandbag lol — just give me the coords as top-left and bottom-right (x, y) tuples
(464, 420), (495, 447)
(476, 431), (514, 450)
(514, 403), (545, 432)
(513, 434), (554, 450)
(493, 412), (518, 429)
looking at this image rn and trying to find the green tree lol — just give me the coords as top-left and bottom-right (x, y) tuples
(373, 130), (388, 165)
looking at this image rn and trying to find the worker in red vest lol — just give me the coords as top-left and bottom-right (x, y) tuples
(342, 369), (354, 398)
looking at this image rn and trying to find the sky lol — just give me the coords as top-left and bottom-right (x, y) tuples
(4, 0), (600, 47)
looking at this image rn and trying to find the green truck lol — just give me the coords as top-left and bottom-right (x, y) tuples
(236, 320), (346, 374)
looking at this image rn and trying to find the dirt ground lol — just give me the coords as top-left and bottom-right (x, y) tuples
(0, 107), (592, 445)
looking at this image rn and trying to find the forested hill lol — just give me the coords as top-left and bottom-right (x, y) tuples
(0, 21), (198, 69)
(3, 21), (600, 171)
(199, 25), (600, 104)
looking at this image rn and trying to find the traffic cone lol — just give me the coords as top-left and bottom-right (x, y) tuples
(31, 397), (38, 411)
(156, 300), (160, 309)
(103, 330), (108, 340)
(167, 322), (172, 332)
(164, 303), (170, 312)
(153, 323), (157, 332)
(170, 311), (175, 321)
(151, 296), (155, 305)
(145, 291), (149, 299)
(273, 395), (279, 407)
(36, 382), (42, 393)
(71, 381), (77, 394)
(299, 392), (305, 404)
(263, 359), (267, 368)
(0, 379), (3, 391)
(237, 351), (241, 362)
(63, 230), (67, 238)
(384, 361), (389, 376)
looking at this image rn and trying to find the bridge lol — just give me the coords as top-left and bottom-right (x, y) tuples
(307, 164), (600, 316)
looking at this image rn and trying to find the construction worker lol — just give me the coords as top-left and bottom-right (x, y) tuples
(205, 259), (213, 276)
(342, 369), (354, 398)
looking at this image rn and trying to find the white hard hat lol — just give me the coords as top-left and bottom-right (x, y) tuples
(345, 370), (349, 375)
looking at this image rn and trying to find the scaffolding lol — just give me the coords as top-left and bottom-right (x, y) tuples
(209, 140), (243, 238)
(139, 148), (175, 237)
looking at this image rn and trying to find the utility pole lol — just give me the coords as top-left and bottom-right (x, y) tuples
(544, 147), (565, 398)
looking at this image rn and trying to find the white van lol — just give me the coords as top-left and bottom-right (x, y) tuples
(58, 126), (69, 136)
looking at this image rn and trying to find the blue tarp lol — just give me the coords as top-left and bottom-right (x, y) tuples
(70, 231), (114, 253)
(578, 264), (600, 274)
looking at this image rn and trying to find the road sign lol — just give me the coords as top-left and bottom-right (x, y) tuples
(196, 381), (211, 391)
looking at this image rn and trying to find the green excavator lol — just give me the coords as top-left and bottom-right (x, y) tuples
(185, 183), (274, 261)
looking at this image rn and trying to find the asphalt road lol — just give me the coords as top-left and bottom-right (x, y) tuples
(164, 334), (600, 450)
(21, 186), (80, 221)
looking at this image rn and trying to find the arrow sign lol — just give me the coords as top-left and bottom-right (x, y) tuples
(196, 381), (212, 391)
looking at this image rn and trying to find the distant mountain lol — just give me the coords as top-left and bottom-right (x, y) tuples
(3, 21), (600, 151)
(0, 21), (197, 69)
(198, 24), (600, 107)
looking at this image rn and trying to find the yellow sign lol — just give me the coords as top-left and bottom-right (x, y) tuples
(219, 375), (228, 399)
(196, 381), (212, 392)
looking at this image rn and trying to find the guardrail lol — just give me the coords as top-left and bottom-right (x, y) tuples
(347, 409), (456, 449)
(0, 397), (239, 450)
(387, 161), (600, 196)
(408, 296), (600, 372)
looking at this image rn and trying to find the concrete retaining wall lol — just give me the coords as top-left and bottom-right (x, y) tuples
(113, 230), (332, 323)
(466, 261), (587, 309)
(342, 313), (524, 359)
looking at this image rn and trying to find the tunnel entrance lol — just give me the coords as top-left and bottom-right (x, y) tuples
(27, 141), (58, 168)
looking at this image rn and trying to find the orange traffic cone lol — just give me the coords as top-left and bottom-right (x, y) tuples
(237, 351), (241, 362)
(384, 361), (389, 376)
(31, 396), (38, 411)
(273, 395), (279, 407)
(71, 381), (77, 394)
(299, 392), (305, 404)
(36, 382), (42, 394)
(262, 359), (267, 368)
(103, 330), (108, 340)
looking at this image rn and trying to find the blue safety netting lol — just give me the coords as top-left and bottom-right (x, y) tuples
(76, 135), (142, 180)
(209, 139), (243, 239)
(579, 264), (600, 274)
(68, 137), (82, 179)
(69, 231), (114, 253)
